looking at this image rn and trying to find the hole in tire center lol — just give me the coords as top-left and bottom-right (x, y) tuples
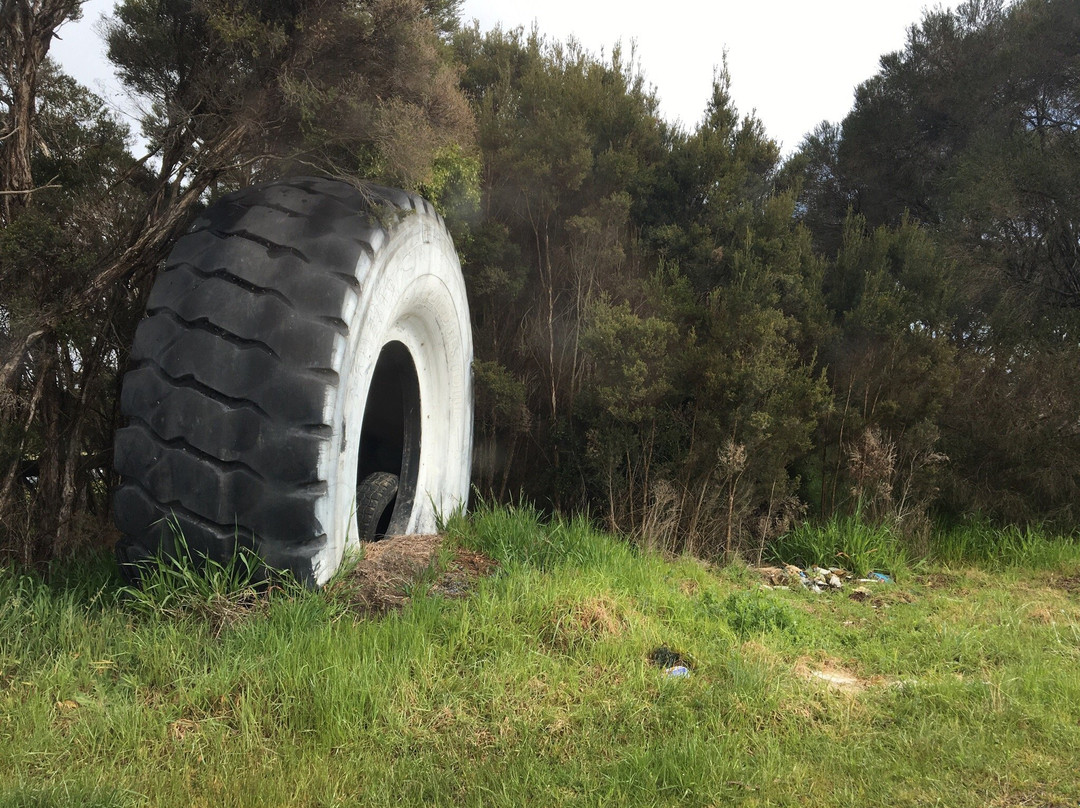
(358, 341), (420, 538)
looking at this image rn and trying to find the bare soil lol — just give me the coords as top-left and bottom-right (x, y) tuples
(1048, 572), (1080, 593)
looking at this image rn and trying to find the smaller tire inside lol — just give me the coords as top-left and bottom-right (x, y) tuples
(355, 471), (400, 542)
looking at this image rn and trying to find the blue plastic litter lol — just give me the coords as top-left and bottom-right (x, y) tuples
(869, 572), (893, 583)
(664, 666), (691, 678)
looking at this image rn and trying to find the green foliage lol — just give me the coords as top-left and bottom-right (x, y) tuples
(580, 297), (678, 423)
(770, 515), (907, 577)
(472, 360), (529, 430)
(713, 590), (798, 638)
(637, 63), (781, 293)
(790, 0), (1080, 526)
(809, 214), (957, 527)
(455, 30), (831, 558)
(419, 143), (481, 225)
(105, 0), (474, 187)
(0, 59), (143, 562)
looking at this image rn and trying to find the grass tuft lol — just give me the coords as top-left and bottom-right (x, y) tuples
(120, 517), (304, 632)
(769, 514), (907, 577)
(715, 590), (799, 638)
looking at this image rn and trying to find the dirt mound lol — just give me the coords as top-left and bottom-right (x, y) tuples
(324, 534), (498, 615)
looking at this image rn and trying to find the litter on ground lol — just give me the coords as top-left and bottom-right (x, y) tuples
(754, 564), (894, 593)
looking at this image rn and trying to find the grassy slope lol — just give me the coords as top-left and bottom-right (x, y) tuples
(1, 505), (1079, 807)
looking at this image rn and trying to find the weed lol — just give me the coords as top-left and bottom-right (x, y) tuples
(713, 590), (798, 638)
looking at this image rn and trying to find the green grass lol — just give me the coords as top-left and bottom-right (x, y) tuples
(932, 520), (1080, 569)
(2, 504), (1079, 806)
(768, 514), (908, 577)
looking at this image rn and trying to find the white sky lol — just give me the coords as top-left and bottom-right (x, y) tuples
(459, 0), (955, 152)
(54, 0), (954, 154)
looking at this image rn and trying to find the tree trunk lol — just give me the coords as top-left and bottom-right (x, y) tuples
(0, 0), (82, 220)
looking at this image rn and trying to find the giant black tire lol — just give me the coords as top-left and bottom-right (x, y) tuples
(113, 177), (473, 586)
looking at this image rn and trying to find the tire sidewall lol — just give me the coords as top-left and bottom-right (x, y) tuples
(312, 209), (472, 584)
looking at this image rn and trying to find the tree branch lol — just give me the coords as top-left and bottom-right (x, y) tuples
(0, 175), (59, 194)
(0, 122), (254, 391)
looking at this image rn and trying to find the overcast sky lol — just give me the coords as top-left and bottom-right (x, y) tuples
(459, 0), (956, 151)
(55, 0), (954, 154)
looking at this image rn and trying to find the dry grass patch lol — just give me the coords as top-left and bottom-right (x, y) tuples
(325, 534), (497, 615)
(795, 657), (868, 693)
(541, 594), (629, 652)
(678, 577), (700, 596)
(1047, 572), (1080, 593)
(794, 654), (901, 695)
(1026, 606), (1056, 624)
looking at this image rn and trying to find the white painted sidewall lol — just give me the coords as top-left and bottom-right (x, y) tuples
(310, 210), (472, 585)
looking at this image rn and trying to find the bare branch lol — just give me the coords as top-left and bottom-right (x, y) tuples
(0, 175), (59, 194)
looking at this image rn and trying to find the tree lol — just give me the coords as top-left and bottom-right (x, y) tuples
(454, 26), (668, 505)
(0, 63), (140, 561)
(833, 0), (1080, 313)
(455, 29), (830, 556)
(637, 64), (782, 294)
(790, 0), (1080, 525)
(814, 214), (957, 529)
(0, 0), (83, 220)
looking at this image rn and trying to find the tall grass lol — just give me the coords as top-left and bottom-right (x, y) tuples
(446, 500), (630, 569)
(2, 505), (1079, 806)
(769, 514), (907, 577)
(933, 521), (1080, 569)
